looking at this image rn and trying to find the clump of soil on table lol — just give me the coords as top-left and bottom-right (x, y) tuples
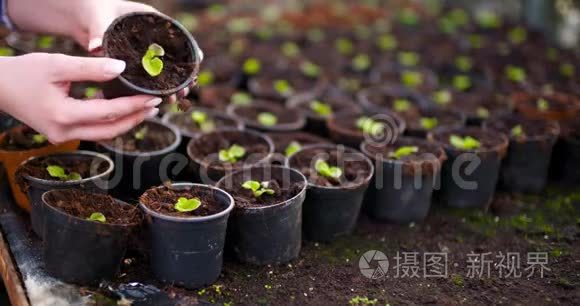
(0, 126), (48, 151)
(140, 186), (225, 217)
(104, 13), (195, 91)
(102, 121), (176, 153)
(44, 189), (140, 225)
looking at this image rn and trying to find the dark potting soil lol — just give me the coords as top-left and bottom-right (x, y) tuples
(101, 121), (176, 153)
(16, 155), (109, 182)
(518, 93), (579, 112)
(295, 94), (360, 119)
(289, 147), (371, 188)
(486, 116), (559, 140)
(168, 111), (239, 135)
(406, 110), (464, 131)
(140, 186), (225, 217)
(232, 103), (302, 126)
(0, 126), (48, 151)
(329, 112), (404, 138)
(267, 132), (331, 154)
(44, 189), (140, 225)
(104, 13), (195, 91)
(363, 139), (445, 176)
(219, 170), (305, 208)
(364, 89), (422, 116)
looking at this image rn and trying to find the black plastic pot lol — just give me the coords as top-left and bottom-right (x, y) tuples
(286, 144), (374, 242)
(139, 183), (234, 288)
(431, 127), (508, 210)
(102, 12), (202, 99)
(361, 138), (446, 223)
(99, 119), (181, 201)
(17, 151), (114, 237)
(216, 165), (307, 265)
(42, 190), (141, 285)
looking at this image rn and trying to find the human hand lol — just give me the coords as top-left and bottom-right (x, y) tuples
(0, 53), (161, 143)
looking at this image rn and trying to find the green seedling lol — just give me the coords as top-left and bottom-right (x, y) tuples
(376, 34), (397, 51)
(393, 99), (411, 112)
(438, 16), (458, 34)
(306, 28), (325, 43)
(86, 212), (106, 223)
(37, 36), (55, 49)
(476, 107), (490, 119)
(175, 13), (198, 31)
(243, 58), (261, 75)
(300, 61), (321, 78)
(453, 75), (472, 91)
(468, 34), (485, 49)
(208, 3), (226, 19)
(537, 98), (550, 111)
(448, 8), (469, 26)
(449, 135), (481, 150)
(0, 47), (14, 56)
(227, 17), (252, 33)
(476, 10), (501, 29)
(455, 56), (473, 72)
(352, 54), (371, 72)
(84, 87), (99, 99)
(285, 141), (302, 157)
(191, 111), (215, 132)
(274, 80), (294, 96)
(398, 8), (419, 26)
(258, 112), (278, 126)
(398, 51), (419, 67)
(315, 159), (343, 180)
(335, 38), (354, 55)
(508, 26), (527, 45)
(142, 43), (165, 77)
(32, 134), (47, 144)
(230, 92), (252, 106)
(420, 117), (438, 130)
(242, 180), (275, 197)
(356, 117), (384, 136)
(134, 126), (148, 140)
(349, 296), (378, 306)
(310, 100), (332, 117)
(281, 42), (300, 58)
(46, 165), (82, 181)
(511, 125), (525, 138)
(401, 71), (423, 88)
(219, 144), (246, 163)
(505, 65), (526, 83)
(560, 63), (575, 78)
(433, 90), (452, 106)
(174, 197), (202, 212)
(256, 27), (274, 41)
(197, 70), (215, 86)
(389, 146), (419, 159)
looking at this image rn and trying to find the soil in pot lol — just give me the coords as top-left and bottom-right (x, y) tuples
(248, 70), (325, 101)
(486, 115), (559, 193)
(431, 127), (508, 210)
(0, 125), (49, 151)
(42, 189), (141, 285)
(327, 111), (406, 148)
(512, 91), (580, 121)
(217, 166), (307, 264)
(139, 183), (233, 288)
(287, 144), (373, 241)
(187, 129), (273, 182)
(357, 85), (427, 117)
(228, 102), (306, 132)
(267, 131), (332, 164)
(165, 108), (241, 139)
(404, 109), (465, 138)
(430, 89), (512, 126)
(101, 120), (177, 153)
(361, 137), (446, 223)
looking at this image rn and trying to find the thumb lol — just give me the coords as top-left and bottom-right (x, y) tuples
(51, 55), (126, 82)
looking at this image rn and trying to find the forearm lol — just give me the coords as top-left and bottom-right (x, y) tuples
(6, 0), (84, 35)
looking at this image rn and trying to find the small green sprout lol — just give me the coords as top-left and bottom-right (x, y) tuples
(310, 100), (333, 117)
(243, 58), (261, 75)
(256, 27), (274, 41)
(281, 42), (300, 58)
(335, 38), (354, 55)
(84, 87), (99, 99)
(420, 117), (438, 130)
(37, 36), (55, 49)
(174, 197), (202, 212)
(376, 34), (397, 51)
(300, 61), (321, 78)
(274, 80), (294, 96)
(393, 99), (411, 112)
(505, 65), (526, 83)
(349, 296), (378, 305)
(242, 180), (275, 197)
(315, 159), (343, 180)
(191, 111), (215, 132)
(511, 125), (525, 137)
(142, 43), (165, 77)
(453, 75), (472, 91)
(356, 117), (384, 136)
(508, 26), (527, 45)
(398, 51), (419, 67)
(197, 70), (215, 86)
(0, 47), (14, 56)
(468, 34), (485, 49)
(438, 17), (458, 34)
(306, 28), (325, 43)
(46, 165), (82, 181)
(208, 3), (226, 19)
(32, 134), (47, 144)
(476, 107), (490, 119)
(449, 135), (481, 150)
(257, 112), (278, 126)
(230, 92), (252, 106)
(352, 54), (371, 72)
(560, 63), (575, 78)
(476, 10), (501, 29)
(401, 71), (423, 88)
(86, 212), (106, 223)
(218, 144), (246, 163)
(134, 126), (148, 140)
(433, 90), (452, 106)
(226, 18), (252, 33)
(175, 13), (198, 31)
(398, 8), (419, 26)
(537, 98), (550, 111)
(455, 56), (473, 72)
(285, 141), (302, 157)
(448, 8), (469, 26)
(389, 146), (418, 159)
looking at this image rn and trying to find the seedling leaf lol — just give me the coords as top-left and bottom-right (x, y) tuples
(300, 61), (321, 78)
(285, 141), (302, 157)
(560, 63), (575, 78)
(242, 180), (275, 197)
(134, 126), (148, 140)
(174, 197), (202, 212)
(398, 51), (419, 67)
(394, 99), (411, 112)
(449, 135), (481, 150)
(282, 42), (300, 58)
(508, 26), (527, 45)
(231, 92), (252, 106)
(476, 107), (490, 119)
(398, 8), (419, 26)
(257, 112), (278, 127)
(453, 75), (472, 91)
(46, 165), (82, 181)
(274, 80), (294, 96)
(315, 159), (343, 179)
(511, 125), (525, 137)
(376, 34), (397, 51)
(142, 43), (165, 77)
(505, 65), (526, 83)
(37, 36), (55, 49)
(401, 71), (423, 88)
(197, 70), (215, 86)
(84, 87), (99, 99)
(32, 134), (47, 144)
(218, 144), (246, 163)
(310, 100), (333, 117)
(87, 212), (106, 223)
(455, 56), (473, 72)
(356, 117), (384, 137)
(243, 58), (261, 75)
(352, 54), (371, 72)
(420, 117), (438, 130)
(335, 38), (354, 55)
(433, 90), (452, 106)
(0, 47), (14, 56)
(389, 146), (419, 159)
(537, 98), (550, 111)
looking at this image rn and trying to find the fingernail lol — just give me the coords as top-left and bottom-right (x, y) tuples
(145, 97), (163, 108)
(146, 108), (159, 118)
(105, 59), (126, 76)
(88, 38), (103, 51)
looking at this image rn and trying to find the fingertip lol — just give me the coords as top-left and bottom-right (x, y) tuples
(104, 59), (126, 77)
